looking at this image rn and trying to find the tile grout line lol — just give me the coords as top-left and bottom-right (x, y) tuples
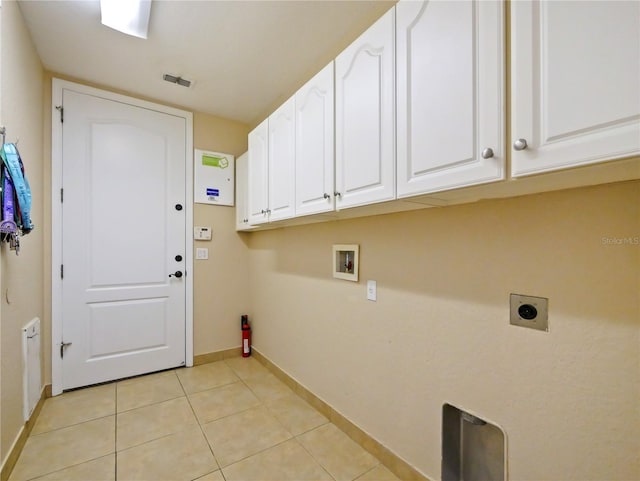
(27, 413), (115, 439)
(289, 435), (338, 481)
(177, 366), (225, 476)
(19, 455), (116, 481)
(194, 360), (300, 477)
(233, 359), (365, 479)
(116, 393), (186, 415)
(115, 370), (193, 472)
(12, 385), (118, 481)
(353, 463), (384, 481)
(19, 359), (381, 481)
(116, 369), (186, 414)
(220, 359), (339, 480)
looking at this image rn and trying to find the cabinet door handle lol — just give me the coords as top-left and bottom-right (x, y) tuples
(513, 138), (528, 151)
(323, 193), (331, 200)
(334, 192), (342, 198)
(481, 147), (494, 159)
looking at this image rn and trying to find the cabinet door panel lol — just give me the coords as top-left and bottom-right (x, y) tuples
(248, 120), (269, 225)
(335, 7), (395, 209)
(397, 0), (504, 197)
(295, 62), (335, 217)
(235, 152), (255, 231)
(511, 1), (640, 176)
(268, 97), (296, 221)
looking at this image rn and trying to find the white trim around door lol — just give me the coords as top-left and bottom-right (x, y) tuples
(51, 78), (194, 395)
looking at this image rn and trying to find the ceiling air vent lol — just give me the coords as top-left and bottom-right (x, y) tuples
(163, 74), (191, 88)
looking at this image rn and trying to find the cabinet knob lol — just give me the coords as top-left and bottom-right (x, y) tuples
(323, 193), (330, 200)
(513, 138), (528, 151)
(334, 192), (342, 198)
(481, 147), (494, 159)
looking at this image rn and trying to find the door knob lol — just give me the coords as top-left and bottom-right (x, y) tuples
(513, 138), (528, 151)
(481, 147), (494, 159)
(169, 271), (183, 278)
(175, 255), (183, 262)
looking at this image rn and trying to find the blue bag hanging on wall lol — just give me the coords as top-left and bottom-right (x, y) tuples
(1, 142), (34, 235)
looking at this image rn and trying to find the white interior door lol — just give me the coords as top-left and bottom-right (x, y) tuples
(55, 85), (191, 391)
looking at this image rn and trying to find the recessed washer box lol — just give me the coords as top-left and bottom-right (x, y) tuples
(510, 293), (549, 331)
(332, 244), (359, 281)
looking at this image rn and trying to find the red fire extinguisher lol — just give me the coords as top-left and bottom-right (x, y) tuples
(241, 315), (251, 357)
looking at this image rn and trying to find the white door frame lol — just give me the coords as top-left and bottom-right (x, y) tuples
(51, 78), (194, 395)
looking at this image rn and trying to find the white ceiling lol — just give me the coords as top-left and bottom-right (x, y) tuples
(18, 0), (395, 126)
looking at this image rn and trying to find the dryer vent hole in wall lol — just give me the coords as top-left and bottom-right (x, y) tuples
(442, 404), (506, 481)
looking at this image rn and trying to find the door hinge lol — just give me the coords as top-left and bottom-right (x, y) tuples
(60, 264), (64, 279)
(60, 188), (63, 203)
(60, 341), (72, 359)
(55, 105), (64, 123)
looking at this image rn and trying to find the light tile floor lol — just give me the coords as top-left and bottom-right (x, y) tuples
(9, 357), (401, 481)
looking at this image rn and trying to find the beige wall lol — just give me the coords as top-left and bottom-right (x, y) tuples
(192, 113), (251, 354)
(0, 0), (44, 462)
(248, 180), (640, 481)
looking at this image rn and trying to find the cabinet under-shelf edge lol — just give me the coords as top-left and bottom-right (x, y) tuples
(242, 155), (640, 232)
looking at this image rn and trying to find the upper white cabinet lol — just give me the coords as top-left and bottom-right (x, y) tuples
(396, 0), (504, 197)
(335, 7), (396, 210)
(511, 1), (640, 176)
(248, 98), (296, 225)
(295, 62), (335, 217)
(268, 97), (296, 221)
(248, 119), (269, 225)
(235, 152), (257, 231)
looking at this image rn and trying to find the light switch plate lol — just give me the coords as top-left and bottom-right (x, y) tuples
(367, 280), (377, 301)
(196, 248), (209, 260)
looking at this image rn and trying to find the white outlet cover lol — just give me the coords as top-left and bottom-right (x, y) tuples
(196, 248), (209, 260)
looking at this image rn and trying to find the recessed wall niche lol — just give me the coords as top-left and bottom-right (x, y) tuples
(332, 244), (359, 281)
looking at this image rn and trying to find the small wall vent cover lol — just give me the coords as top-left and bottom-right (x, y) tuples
(163, 74), (192, 88)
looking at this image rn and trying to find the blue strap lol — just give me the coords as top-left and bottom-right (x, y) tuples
(1, 172), (17, 234)
(1, 143), (33, 232)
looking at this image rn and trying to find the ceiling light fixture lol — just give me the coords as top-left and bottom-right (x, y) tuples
(163, 74), (192, 88)
(100, 0), (151, 39)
